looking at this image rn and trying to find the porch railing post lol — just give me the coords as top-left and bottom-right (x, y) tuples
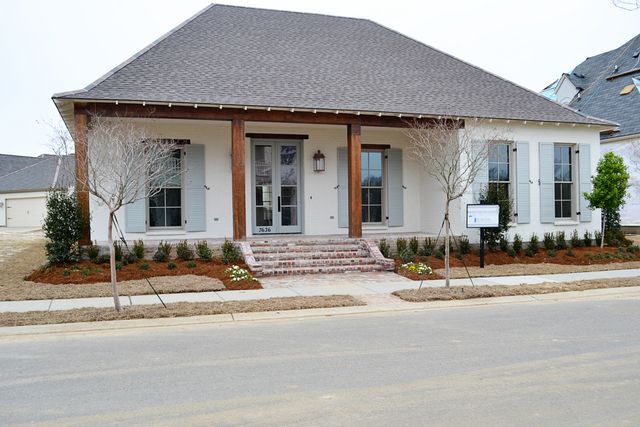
(347, 123), (362, 238)
(231, 118), (246, 240)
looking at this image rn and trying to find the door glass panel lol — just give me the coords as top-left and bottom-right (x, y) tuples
(255, 145), (273, 228)
(280, 145), (298, 227)
(280, 146), (297, 186)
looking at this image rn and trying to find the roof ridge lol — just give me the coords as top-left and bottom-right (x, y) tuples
(0, 153), (39, 160)
(209, 3), (367, 22)
(0, 157), (53, 180)
(367, 19), (615, 126)
(52, 4), (216, 99)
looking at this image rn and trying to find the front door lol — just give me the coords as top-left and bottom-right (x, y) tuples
(252, 140), (302, 234)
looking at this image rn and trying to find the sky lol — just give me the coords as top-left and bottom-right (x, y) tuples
(0, 0), (638, 157)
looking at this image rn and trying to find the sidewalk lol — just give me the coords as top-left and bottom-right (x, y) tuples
(2, 268), (640, 314)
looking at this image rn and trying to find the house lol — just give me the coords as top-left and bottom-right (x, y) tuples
(52, 5), (613, 274)
(0, 154), (75, 228)
(542, 33), (640, 229)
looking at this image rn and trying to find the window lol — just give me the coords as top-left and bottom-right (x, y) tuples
(554, 145), (573, 219)
(148, 149), (182, 228)
(361, 150), (383, 223)
(488, 143), (511, 199)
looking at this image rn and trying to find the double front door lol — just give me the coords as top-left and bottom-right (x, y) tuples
(252, 140), (302, 234)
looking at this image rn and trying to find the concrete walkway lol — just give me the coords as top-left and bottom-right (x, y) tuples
(1, 268), (639, 313)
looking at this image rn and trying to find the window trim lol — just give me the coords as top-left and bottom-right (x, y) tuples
(553, 143), (576, 220)
(147, 148), (185, 230)
(361, 148), (386, 225)
(488, 141), (513, 199)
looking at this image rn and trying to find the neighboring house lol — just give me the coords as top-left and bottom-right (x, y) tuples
(0, 154), (75, 227)
(53, 4), (614, 247)
(542, 33), (640, 228)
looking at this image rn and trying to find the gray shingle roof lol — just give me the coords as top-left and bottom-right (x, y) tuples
(54, 4), (611, 126)
(0, 154), (41, 177)
(0, 155), (75, 193)
(567, 33), (640, 139)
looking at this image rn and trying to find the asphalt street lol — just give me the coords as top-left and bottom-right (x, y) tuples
(1, 297), (639, 426)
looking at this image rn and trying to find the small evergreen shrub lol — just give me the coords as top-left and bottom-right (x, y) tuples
(566, 246), (575, 257)
(153, 241), (172, 262)
(113, 241), (123, 262)
(525, 247), (535, 257)
(62, 269), (71, 277)
(543, 232), (555, 250)
(434, 249), (445, 260)
(399, 247), (415, 263)
(499, 235), (509, 252)
(115, 262), (123, 270)
(186, 260), (197, 269)
(167, 261), (177, 270)
(506, 247), (516, 258)
(455, 250), (463, 260)
(627, 244), (640, 254)
(221, 239), (240, 264)
(139, 262), (150, 271)
(594, 230), (603, 246)
(458, 235), (471, 255)
(527, 233), (539, 254)
(570, 229), (583, 248)
(420, 237), (434, 256)
(176, 240), (195, 261)
(583, 231), (593, 247)
(87, 241), (100, 262)
(195, 241), (213, 261)
(132, 240), (145, 260)
(153, 250), (168, 263)
(512, 234), (523, 254)
(395, 238), (408, 256)
(123, 252), (137, 265)
(42, 190), (84, 264)
(409, 236), (419, 255)
(96, 254), (110, 264)
(378, 239), (391, 258)
(555, 231), (567, 250)
(547, 249), (557, 257)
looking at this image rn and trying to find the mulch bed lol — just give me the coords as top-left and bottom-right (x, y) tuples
(0, 295), (364, 327)
(395, 246), (637, 281)
(392, 277), (640, 302)
(26, 259), (261, 290)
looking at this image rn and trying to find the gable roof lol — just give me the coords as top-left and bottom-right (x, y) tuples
(0, 154), (75, 193)
(567, 33), (640, 139)
(53, 4), (612, 127)
(0, 154), (42, 177)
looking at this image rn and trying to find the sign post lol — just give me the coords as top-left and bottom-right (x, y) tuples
(466, 204), (500, 269)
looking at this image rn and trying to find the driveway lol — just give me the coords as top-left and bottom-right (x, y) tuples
(0, 228), (45, 285)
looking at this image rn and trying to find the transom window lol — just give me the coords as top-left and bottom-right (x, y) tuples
(361, 150), (383, 223)
(554, 145), (573, 219)
(149, 149), (182, 228)
(488, 143), (510, 198)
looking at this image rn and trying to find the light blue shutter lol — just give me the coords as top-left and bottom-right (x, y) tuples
(579, 143), (592, 222)
(387, 148), (404, 227)
(337, 147), (348, 228)
(516, 141), (530, 224)
(472, 140), (488, 202)
(125, 166), (146, 233)
(185, 144), (206, 232)
(539, 142), (555, 223)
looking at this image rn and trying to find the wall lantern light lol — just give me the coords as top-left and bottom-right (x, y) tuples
(313, 150), (326, 172)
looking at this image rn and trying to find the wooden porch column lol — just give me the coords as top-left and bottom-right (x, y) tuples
(231, 118), (246, 240)
(347, 123), (362, 238)
(74, 105), (91, 244)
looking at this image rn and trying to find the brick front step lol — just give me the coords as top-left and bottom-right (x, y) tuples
(259, 257), (378, 269)
(249, 239), (361, 247)
(253, 250), (369, 261)
(251, 244), (363, 254)
(260, 263), (384, 277)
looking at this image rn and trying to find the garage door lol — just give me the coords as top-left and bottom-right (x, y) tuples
(6, 197), (46, 228)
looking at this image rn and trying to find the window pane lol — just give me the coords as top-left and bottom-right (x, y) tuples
(554, 165), (563, 181)
(361, 188), (369, 204)
(562, 165), (572, 181)
(562, 201), (571, 218)
(361, 152), (368, 169)
(370, 188), (382, 204)
(369, 152), (382, 169)
(165, 189), (181, 207)
(149, 208), (165, 227)
(166, 208), (181, 226)
(369, 169), (382, 186)
(256, 207), (272, 227)
(255, 146), (272, 185)
(555, 201), (562, 218)
(555, 183), (562, 199)
(369, 206), (382, 223)
(499, 145), (509, 163)
(488, 146), (498, 163)
(498, 183), (509, 198)
(362, 173), (369, 187)
(554, 147), (562, 163)
(282, 207), (297, 226)
(281, 186), (297, 206)
(489, 164), (499, 181)
(149, 190), (164, 208)
(563, 147), (571, 163)
(562, 183), (571, 199)
(499, 164), (509, 181)
(362, 206), (369, 223)
(255, 187), (264, 205)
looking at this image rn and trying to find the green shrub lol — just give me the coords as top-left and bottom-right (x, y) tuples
(506, 247), (516, 258)
(87, 241), (100, 262)
(409, 236), (419, 255)
(113, 241), (123, 262)
(96, 254), (110, 264)
(139, 262), (150, 271)
(478, 184), (513, 251)
(434, 249), (444, 260)
(195, 241), (213, 261)
(115, 262), (123, 270)
(132, 240), (145, 260)
(527, 233), (539, 254)
(399, 247), (415, 263)
(583, 231), (593, 247)
(221, 239), (240, 264)
(395, 238), (407, 256)
(455, 250), (463, 260)
(627, 244), (640, 254)
(152, 250), (168, 263)
(42, 190), (84, 264)
(543, 232), (555, 250)
(547, 249), (557, 257)
(176, 240), (194, 261)
(499, 235), (509, 252)
(123, 252), (137, 265)
(512, 234), (523, 254)
(420, 237), (434, 256)
(570, 229), (583, 248)
(167, 261), (177, 270)
(566, 246), (575, 257)
(378, 239), (391, 258)
(62, 269), (71, 277)
(525, 247), (535, 257)
(186, 260), (197, 269)
(594, 230), (603, 246)
(555, 231), (567, 250)
(458, 235), (471, 255)
(153, 241), (172, 262)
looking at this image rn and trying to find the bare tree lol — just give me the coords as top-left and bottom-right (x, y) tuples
(405, 117), (506, 286)
(52, 116), (181, 311)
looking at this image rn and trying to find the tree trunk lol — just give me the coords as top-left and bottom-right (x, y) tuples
(601, 209), (606, 249)
(444, 201), (451, 287)
(107, 212), (123, 312)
